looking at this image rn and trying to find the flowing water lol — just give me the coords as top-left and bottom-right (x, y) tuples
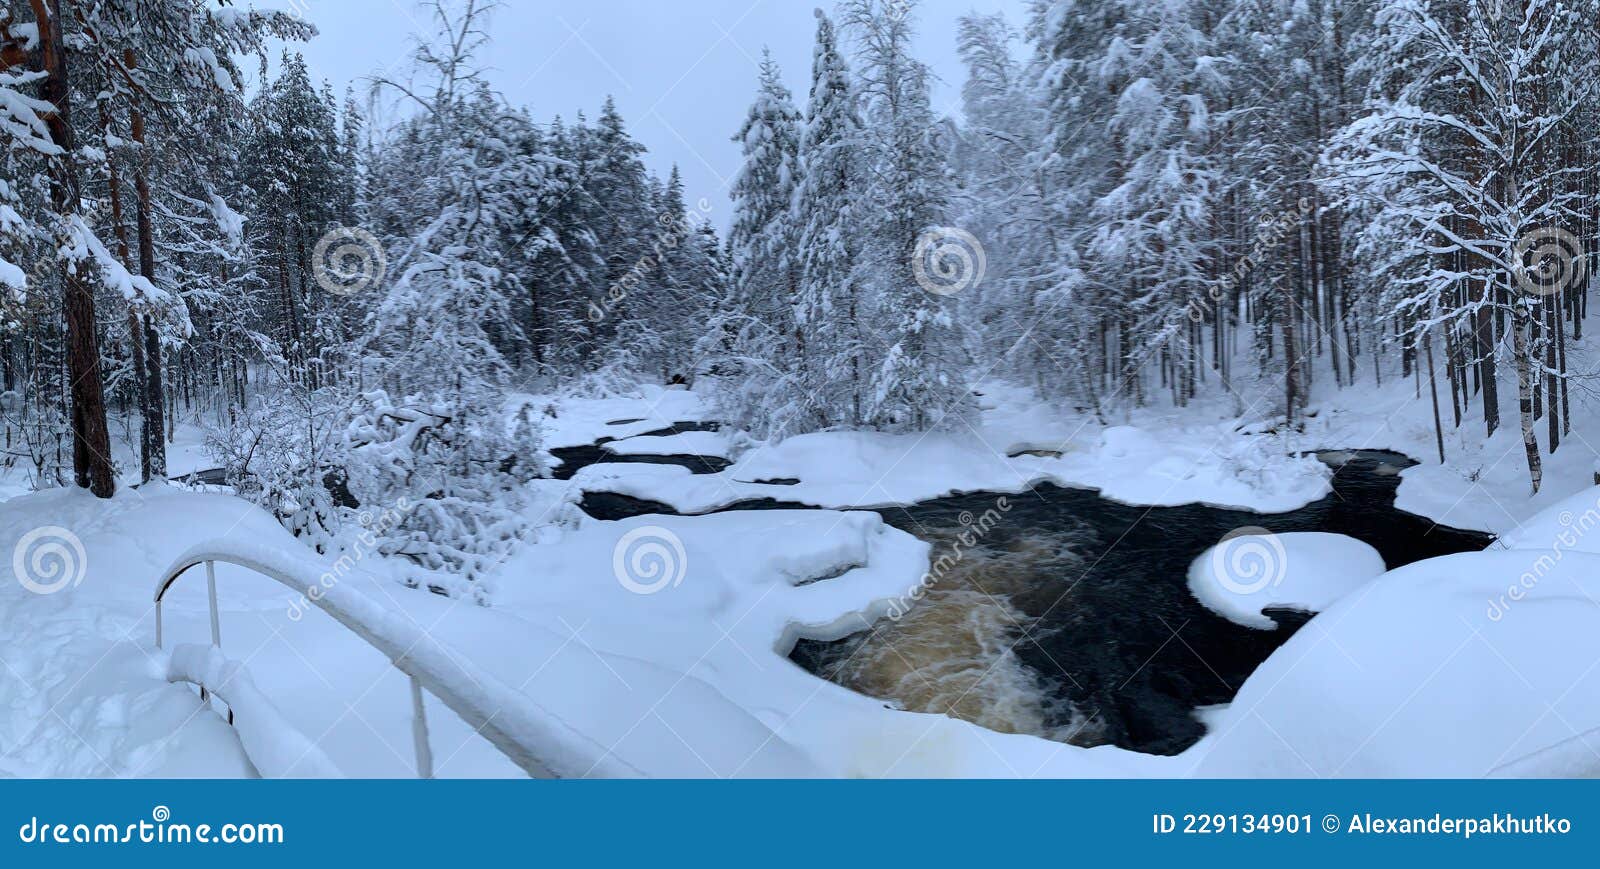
(567, 436), (1493, 755)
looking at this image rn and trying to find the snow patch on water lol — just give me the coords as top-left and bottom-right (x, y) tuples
(1187, 531), (1387, 630)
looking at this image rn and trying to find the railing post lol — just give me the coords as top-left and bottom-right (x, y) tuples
(201, 561), (222, 708)
(410, 675), (434, 779)
(206, 561), (221, 647)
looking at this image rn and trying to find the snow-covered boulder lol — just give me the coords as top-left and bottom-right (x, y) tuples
(1193, 550), (1600, 777)
(1187, 530), (1386, 629)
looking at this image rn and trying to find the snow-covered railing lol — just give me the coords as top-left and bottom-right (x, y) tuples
(154, 540), (642, 779)
(165, 644), (344, 778)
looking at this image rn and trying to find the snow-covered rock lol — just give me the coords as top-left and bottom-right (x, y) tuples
(1188, 531), (1386, 629)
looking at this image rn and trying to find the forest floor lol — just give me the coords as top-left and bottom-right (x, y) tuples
(3, 344), (1600, 778)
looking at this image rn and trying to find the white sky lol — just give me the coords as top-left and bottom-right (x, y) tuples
(255, 0), (1030, 228)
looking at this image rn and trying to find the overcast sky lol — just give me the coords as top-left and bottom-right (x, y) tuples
(255, 0), (1030, 227)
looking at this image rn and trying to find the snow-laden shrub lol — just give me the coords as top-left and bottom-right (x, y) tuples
(565, 354), (649, 400)
(203, 385), (345, 551)
(1212, 429), (1325, 498)
(0, 388), (71, 490)
(342, 389), (564, 601)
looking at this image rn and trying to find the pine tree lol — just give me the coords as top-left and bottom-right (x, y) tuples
(720, 49), (804, 435)
(727, 50), (802, 330)
(794, 8), (867, 428)
(842, 0), (969, 431)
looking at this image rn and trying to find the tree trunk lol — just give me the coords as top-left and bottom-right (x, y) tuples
(1280, 283), (1303, 426)
(34, 0), (114, 497)
(103, 104), (152, 480)
(1475, 300), (1500, 437)
(127, 50), (168, 479)
(1544, 294), (1560, 453)
(1425, 328), (1445, 464)
(1512, 304), (1542, 494)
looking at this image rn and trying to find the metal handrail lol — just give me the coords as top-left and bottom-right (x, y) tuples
(154, 541), (642, 779)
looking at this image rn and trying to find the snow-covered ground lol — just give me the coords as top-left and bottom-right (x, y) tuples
(1193, 545), (1600, 776)
(605, 430), (731, 459)
(574, 383), (1332, 516)
(5, 370), (1600, 779)
(0, 483), (1167, 778)
(523, 385), (713, 451)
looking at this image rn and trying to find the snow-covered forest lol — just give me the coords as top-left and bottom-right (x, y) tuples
(4, 0), (1598, 513)
(2, 0), (1600, 780)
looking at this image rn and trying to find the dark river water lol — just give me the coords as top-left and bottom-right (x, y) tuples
(562, 433), (1493, 755)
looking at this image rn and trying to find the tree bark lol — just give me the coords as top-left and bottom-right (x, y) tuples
(1280, 282), (1303, 426)
(127, 50), (168, 480)
(103, 103), (151, 480)
(34, 0), (115, 497)
(1475, 299), (1500, 437)
(1426, 328), (1445, 464)
(1512, 304), (1542, 494)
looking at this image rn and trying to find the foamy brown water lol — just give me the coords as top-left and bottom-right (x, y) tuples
(803, 533), (1103, 744)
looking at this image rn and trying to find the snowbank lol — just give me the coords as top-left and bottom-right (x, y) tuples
(0, 487), (283, 777)
(605, 430), (730, 458)
(1191, 549), (1600, 776)
(156, 538), (646, 779)
(165, 644), (342, 778)
(575, 425), (1330, 515)
(1188, 531), (1386, 629)
(1494, 486), (1600, 555)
